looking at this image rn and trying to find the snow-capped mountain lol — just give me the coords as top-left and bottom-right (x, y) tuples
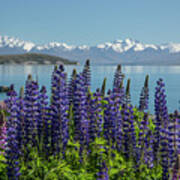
(1, 35), (180, 65)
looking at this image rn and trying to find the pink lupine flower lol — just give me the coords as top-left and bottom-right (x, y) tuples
(0, 122), (6, 153)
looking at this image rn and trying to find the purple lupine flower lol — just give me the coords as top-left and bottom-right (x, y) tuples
(23, 76), (33, 152)
(121, 103), (136, 159)
(101, 78), (107, 97)
(136, 113), (149, 167)
(43, 106), (51, 158)
(38, 86), (50, 156)
(160, 127), (169, 180)
(113, 65), (125, 105)
(174, 111), (180, 155)
(113, 64), (124, 94)
(50, 66), (60, 153)
(50, 65), (59, 105)
(121, 104), (130, 159)
(168, 110), (180, 173)
(103, 91), (117, 147)
(144, 130), (154, 168)
(5, 84), (17, 110)
(68, 69), (77, 105)
(125, 79), (131, 105)
(97, 161), (109, 180)
(24, 78), (39, 148)
(127, 104), (136, 157)
(87, 88), (103, 143)
(50, 65), (58, 95)
(94, 89), (103, 137)
(153, 78), (169, 162)
(5, 84), (23, 156)
(5, 92), (21, 179)
(168, 112), (178, 168)
(7, 84), (17, 97)
(0, 111), (6, 153)
(82, 59), (91, 92)
(113, 80), (124, 151)
(0, 123), (6, 152)
(87, 92), (96, 142)
(154, 79), (169, 179)
(119, 81), (126, 105)
(50, 65), (69, 155)
(172, 154), (180, 180)
(172, 169), (179, 180)
(112, 87), (123, 151)
(38, 86), (48, 141)
(115, 100), (123, 152)
(103, 90), (111, 144)
(73, 73), (89, 156)
(104, 89), (123, 150)
(138, 113), (149, 149)
(15, 86), (25, 155)
(88, 89), (103, 142)
(139, 75), (149, 111)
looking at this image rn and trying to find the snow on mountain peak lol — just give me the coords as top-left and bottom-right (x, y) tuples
(0, 35), (35, 51)
(47, 42), (75, 50)
(160, 43), (180, 53)
(125, 38), (134, 44)
(96, 39), (161, 53)
(23, 42), (35, 51)
(97, 44), (106, 49)
(78, 45), (90, 50)
(0, 35), (180, 54)
(97, 38), (136, 53)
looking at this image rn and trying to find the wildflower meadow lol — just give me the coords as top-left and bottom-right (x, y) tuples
(0, 60), (179, 180)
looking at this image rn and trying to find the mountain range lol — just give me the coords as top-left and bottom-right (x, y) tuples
(1, 35), (180, 65)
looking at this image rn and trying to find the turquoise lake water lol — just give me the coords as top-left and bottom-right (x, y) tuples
(0, 65), (180, 113)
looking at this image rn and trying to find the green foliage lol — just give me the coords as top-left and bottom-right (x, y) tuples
(0, 106), (163, 180)
(0, 153), (6, 179)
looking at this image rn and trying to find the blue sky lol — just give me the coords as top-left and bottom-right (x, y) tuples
(0, 0), (180, 45)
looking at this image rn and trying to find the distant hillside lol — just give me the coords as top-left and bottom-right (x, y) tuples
(0, 53), (78, 65)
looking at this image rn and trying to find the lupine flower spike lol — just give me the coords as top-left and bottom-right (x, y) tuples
(101, 77), (107, 97)
(125, 79), (131, 105)
(68, 69), (77, 105)
(5, 88), (21, 179)
(82, 59), (91, 92)
(154, 78), (169, 179)
(139, 75), (149, 111)
(0, 110), (6, 153)
(97, 161), (109, 180)
(113, 64), (124, 93)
